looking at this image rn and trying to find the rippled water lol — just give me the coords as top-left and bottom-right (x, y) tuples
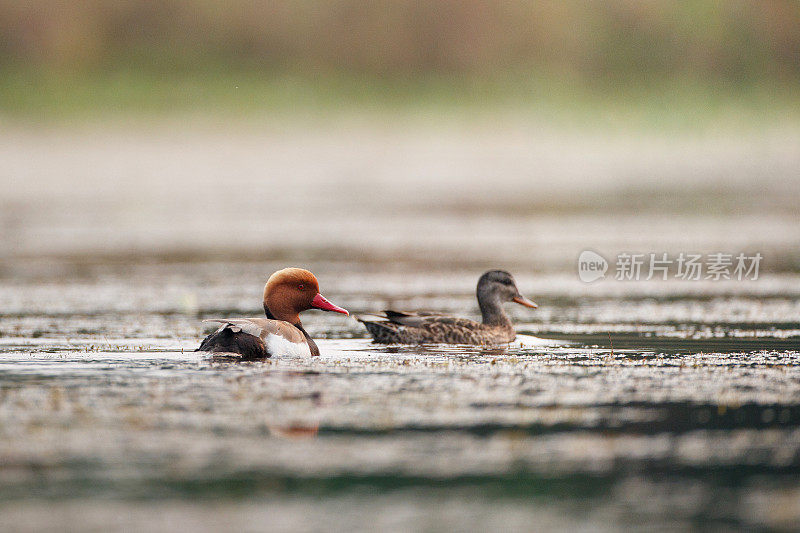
(1, 257), (799, 531)
(1, 123), (800, 531)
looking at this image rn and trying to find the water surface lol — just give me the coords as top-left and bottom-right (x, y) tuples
(1, 124), (800, 531)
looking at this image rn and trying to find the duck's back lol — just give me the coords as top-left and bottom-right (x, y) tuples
(198, 318), (311, 358)
(360, 311), (515, 345)
(198, 325), (269, 358)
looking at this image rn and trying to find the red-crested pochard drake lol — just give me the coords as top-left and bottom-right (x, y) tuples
(198, 268), (348, 358)
(359, 270), (537, 345)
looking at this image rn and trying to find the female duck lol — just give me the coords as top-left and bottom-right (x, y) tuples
(198, 268), (348, 358)
(359, 270), (537, 345)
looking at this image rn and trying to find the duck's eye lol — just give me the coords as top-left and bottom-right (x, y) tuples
(298, 284), (305, 290)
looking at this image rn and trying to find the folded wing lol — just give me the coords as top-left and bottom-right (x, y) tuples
(198, 318), (307, 358)
(358, 310), (486, 344)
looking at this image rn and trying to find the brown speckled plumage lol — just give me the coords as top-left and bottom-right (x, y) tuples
(359, 270), (537, 345)
(361, 313), (516, 344)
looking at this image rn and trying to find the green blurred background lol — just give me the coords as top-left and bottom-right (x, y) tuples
(1, 0), (798, 124)
(2, 0), (799, 266)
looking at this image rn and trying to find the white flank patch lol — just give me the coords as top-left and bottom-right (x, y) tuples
(512, 334), (568, 347)
(264, 333), (312, 358)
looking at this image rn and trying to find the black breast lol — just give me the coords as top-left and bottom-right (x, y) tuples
(197, 327), (269, 359)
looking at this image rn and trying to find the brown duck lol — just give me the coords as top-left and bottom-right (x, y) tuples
(359, 270), (537, 344)
(198, 268), (348, 358)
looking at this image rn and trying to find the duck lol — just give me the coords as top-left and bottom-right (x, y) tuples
(198, 268), (348, 358)
(359, 270), (537, 345)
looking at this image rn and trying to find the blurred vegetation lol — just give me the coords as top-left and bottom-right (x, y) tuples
(0, 0), (798, 122)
